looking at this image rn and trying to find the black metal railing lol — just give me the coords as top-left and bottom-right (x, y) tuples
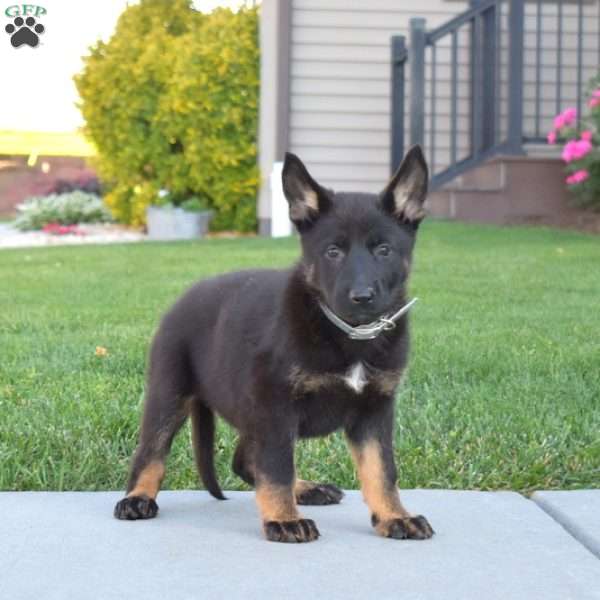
(391, 0), (596, 189)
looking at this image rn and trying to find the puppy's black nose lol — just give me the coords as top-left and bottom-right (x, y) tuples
(349, 287), (375, 305)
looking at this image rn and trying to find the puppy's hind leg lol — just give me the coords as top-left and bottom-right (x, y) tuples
(114, 342), (191, 520)
(295, 479), (344, 506)
(232, 435), (256, 487)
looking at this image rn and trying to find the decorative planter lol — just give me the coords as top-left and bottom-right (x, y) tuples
(146, 206), (212, 241)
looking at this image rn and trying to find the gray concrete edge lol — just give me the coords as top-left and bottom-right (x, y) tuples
(531, 492), (600, 560)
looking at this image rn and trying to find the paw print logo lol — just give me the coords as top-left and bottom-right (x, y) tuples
(5, 16), (45, 48)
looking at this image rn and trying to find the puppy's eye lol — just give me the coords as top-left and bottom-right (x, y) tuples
(375, 244), (392, 257)
(325, 245), (343, 259)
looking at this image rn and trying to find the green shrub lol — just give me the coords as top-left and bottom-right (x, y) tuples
(15, 192), (112, 231)
(180, 197), (210, 212)
(74, 0), (259, 231)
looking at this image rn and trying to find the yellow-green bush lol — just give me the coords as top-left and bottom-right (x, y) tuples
(75, 0), (259, 231)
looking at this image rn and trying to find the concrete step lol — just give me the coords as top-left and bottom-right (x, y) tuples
(427, 156), (594, 228)
(1, 490), (599, 600)
(441, 161), (505, 192)
(524, 143), (562, 159)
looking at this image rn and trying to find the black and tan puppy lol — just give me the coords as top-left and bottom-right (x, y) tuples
(114, 146), (434, 543)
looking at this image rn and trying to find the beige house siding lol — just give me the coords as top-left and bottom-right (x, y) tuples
(288, 0), (468, 193)
(258, 0), (600, 228)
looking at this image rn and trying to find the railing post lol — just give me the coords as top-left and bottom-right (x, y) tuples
(470, 14), (484, 157)
(508, 0), (525, 153)
(481, 5), (497, 150)
(409, 18), (426, 148)
(390, 35), (406, 174)
(470, 0), (496, 155)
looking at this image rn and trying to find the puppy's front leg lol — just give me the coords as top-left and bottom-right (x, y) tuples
(254, 433), (320, 543)
(346, 397), (434, 540)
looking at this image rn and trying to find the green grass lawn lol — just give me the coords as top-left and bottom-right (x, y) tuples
(1, 221), (599, 494)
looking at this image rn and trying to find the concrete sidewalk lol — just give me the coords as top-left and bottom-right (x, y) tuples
(1, 490), (599, 600)
(533, 490), (600, 559)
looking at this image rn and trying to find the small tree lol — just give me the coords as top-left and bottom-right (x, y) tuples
(75, 0), (259, 231)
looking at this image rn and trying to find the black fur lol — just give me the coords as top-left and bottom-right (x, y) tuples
(114, 146), (433, 542)
(114, 496), (158, 520)
(264, 519), (320, 543)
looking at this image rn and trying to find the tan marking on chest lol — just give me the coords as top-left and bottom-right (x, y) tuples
(290, 364), (405, 396)
(289, 366), (336, 394)
(373, 369), (406, 395)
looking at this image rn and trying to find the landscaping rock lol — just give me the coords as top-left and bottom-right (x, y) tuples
(0, 223), (145, 248)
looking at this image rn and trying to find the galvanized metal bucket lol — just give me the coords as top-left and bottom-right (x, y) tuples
(146, 206), (212, 241)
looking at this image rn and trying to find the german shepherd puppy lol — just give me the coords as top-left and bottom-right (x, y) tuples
(114, 146), (434, 543)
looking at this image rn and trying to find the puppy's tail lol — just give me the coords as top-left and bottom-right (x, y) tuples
(190, 401), (226, 500)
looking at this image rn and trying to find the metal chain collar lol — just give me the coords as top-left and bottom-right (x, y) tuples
(318, 297), (418, 341)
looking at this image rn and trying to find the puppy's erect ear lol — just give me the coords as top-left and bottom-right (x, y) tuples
(282, 153), (331, 229)
(380, 145), (428, 226)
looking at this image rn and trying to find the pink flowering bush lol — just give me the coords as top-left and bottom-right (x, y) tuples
(42, 223), (85, 236)
(548, 88), (600, 209)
